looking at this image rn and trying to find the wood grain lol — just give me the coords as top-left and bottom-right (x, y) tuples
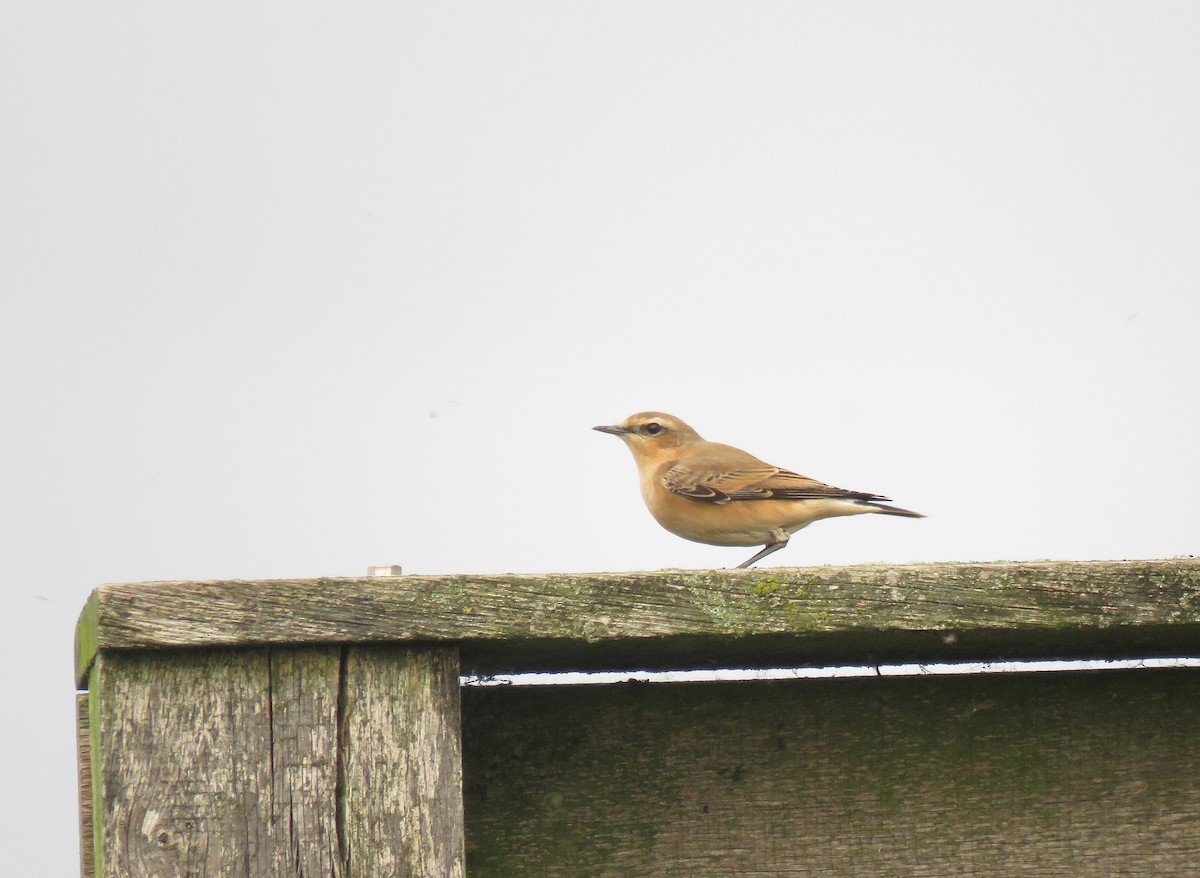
(79, 561), (1200, 877)
(77, 559), (1200, 684)
(90, 645), (464, 877)
(93, 649), (280, 877)
(265, 647), (344, 877)
(463, 668), (1200, 877)
(76, 691), (94, 878)
(342, 646), (465, 877)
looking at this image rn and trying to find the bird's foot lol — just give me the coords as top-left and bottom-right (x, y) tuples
(736, 537), (789, 569)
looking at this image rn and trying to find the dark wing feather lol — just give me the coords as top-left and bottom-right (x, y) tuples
(667, 483), (733, 502)
(664, 460), (885, 504)
(728, 482), (889, 503)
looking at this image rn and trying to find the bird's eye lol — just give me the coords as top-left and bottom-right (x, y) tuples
(643, 423), (664, 436)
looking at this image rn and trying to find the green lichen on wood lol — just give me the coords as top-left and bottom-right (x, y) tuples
(74, 590), (99, 687)
(74, 559), (1200, 682)
(752, 576), (784, 596)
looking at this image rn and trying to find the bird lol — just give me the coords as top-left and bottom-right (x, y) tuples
(594, 411), (923, 568)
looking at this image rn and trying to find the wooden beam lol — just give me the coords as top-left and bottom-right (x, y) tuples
(76, 559), (1200, 685)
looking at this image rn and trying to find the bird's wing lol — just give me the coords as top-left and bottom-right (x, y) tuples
(662, 458), (779, 501)
(664, 459), (888, 504)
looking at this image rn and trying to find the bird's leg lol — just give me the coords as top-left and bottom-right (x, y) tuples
(736, 533), (790, 569)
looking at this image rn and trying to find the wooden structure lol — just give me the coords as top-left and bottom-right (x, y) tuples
(75, 559), (1200, 877)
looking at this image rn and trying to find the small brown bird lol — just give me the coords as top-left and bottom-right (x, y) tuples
(594, 412), (924, 568)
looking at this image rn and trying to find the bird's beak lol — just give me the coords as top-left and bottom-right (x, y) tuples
(593, 424), (629, 436)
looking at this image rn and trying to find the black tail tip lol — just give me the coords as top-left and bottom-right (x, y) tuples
(869, 503), (925, 519)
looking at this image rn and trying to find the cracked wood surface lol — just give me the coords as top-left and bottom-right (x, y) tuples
(86, 646), (463, 878)
(77, 559), (1200, 685)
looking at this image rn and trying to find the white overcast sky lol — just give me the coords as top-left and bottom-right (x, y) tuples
(3, 4), (1198, 871)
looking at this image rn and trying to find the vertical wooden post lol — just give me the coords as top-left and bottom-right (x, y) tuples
(265, 647), (345, 877)
(88, 645), (465, 877)
(341, 646), (465, 877)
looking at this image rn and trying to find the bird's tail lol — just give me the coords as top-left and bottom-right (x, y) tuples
(862, 502), (925, 518)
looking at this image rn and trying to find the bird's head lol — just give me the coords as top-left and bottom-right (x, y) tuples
(593, 412), (701, 461)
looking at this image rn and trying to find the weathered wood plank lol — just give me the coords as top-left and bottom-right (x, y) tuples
(90, 645), (463, 878)
(342, 646), (466, 877)
(265, 648), (344, 878)
(77, 559), (1200, 684)
(76, 691), (95, 878)
(93, 649), (280, 877)
(462, 668), (1200, 877)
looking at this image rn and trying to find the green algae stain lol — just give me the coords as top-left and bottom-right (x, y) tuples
(753, 577), (783, 597)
